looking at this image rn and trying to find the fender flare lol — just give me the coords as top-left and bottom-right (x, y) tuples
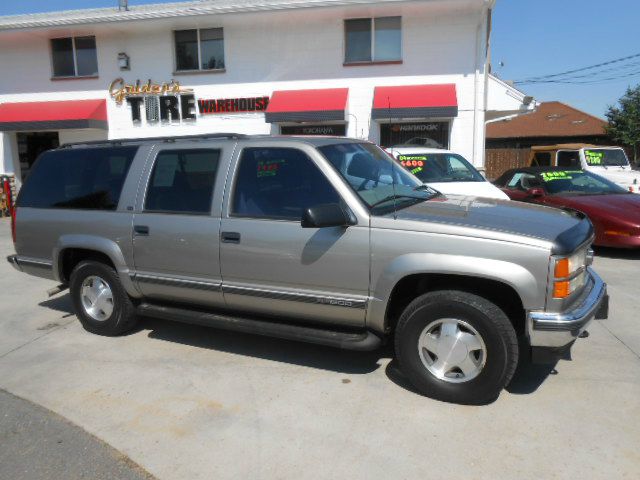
(53, 235), (141, 298)
(367, 253), (542, 333)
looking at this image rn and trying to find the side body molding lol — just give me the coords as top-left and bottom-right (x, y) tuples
(53, 234), (141, 298)
(367, 253), (543, 333)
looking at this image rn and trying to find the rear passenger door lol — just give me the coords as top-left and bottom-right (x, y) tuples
(131, 146), (227, 307)
(219, 145), (370, 328)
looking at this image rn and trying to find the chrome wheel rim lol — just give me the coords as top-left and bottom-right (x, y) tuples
(80, 275), (114, 321)
(418, 318), (487, 383)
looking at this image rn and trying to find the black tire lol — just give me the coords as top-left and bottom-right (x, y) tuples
(69, 260), (138, 336)
(395, 290), (518, 405)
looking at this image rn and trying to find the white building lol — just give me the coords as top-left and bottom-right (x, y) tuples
(0, 0), (530, 187)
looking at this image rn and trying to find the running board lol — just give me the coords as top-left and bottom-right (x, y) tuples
(136, 303), (382, 351)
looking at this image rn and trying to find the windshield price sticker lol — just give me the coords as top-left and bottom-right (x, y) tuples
(541, 170), (581, 182)
(585, 150), (604, 165)
(257, 160), (285, 177)
(398, 155), (427, 168)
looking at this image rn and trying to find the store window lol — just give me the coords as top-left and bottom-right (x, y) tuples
(51, 36), (98, 78)
(380, 122), (449, 148)
(232, 148), (340, 220)
(174, 28), (225, 71)
(145, 149), (220, 214)
(344, 17), (401, 64)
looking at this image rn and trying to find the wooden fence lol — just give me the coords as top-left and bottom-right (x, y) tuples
(484, 148), (531, 180)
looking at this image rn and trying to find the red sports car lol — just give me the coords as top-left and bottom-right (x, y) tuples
(494, 167), (640, 248)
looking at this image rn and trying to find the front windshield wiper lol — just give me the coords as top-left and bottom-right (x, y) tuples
(370, 191), (437, 209)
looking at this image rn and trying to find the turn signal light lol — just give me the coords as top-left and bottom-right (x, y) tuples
(604, 230), (632, 236)
(554, 258), (570, 278)
(553, 281), (571, 299)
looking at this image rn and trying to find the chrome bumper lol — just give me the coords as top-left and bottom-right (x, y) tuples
(6, 254), (22, 272)
(528, 268), (608, 348)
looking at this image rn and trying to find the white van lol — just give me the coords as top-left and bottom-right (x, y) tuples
(529, 144), (640, 193)
(387, 147), (509, 200)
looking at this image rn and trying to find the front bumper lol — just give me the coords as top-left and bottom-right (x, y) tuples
(6, 254), (22, 272)
(528, 267), (608, 349)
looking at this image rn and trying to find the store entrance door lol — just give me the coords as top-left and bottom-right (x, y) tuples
(17, 132), (59, 180)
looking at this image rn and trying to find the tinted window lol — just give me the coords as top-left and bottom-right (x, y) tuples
(232, 148), (340, 220)
(18, 147), (138, 210)
(540, 170), (628, 195)
(50, 36), (98, 78)
(175, 28), (224, 71)
(532, 152), (551, 166)
(345, 17), (401, 63)
(345, 19), (372, 63)
(74, 36), (98, 76)
(318, 143), (432, 214)
(51, 38), (75, 77)
(145, 149), (220, 214)
(557, 151), (580, 168)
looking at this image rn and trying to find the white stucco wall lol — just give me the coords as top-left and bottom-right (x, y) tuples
(0, 0), (493, 181)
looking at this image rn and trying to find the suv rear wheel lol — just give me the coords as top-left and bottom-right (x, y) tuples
(395, 290), (518, 404)
(69, 260), (138, 336)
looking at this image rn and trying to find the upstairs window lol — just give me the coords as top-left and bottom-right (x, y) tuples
(344, 17), (401, 64)
(174, 28), (225, 72)
(51, 36), (98, 78)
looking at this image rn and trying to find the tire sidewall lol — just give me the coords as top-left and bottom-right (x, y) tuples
(70, 261), (132, 336)
(396, 292), (515, 404)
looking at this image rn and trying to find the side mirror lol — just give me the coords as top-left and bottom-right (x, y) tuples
(527, 187), (545, 198)
(301, 203), (356, 228)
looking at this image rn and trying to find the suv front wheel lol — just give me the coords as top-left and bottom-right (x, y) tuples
(395, 290), (518, 404)
(69, 260), (138, 336)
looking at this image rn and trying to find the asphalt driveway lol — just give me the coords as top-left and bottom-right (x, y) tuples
(0, 218), (638, 479)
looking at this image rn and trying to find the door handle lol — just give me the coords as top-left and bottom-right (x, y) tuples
(134, 225), (150, 236)
(221, 231), (241, 244)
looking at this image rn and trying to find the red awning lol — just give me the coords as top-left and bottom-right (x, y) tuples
(265, 88), (348, 123)
(0, 99), (108, 131)
(372, 84), (458, 119)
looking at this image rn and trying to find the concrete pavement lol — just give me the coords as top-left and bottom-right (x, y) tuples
(0, 218), (638, 479)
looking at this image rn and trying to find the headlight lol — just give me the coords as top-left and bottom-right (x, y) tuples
(552, 249), (587, 299)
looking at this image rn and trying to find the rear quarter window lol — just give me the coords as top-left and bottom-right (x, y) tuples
(17, 146), (138, 210)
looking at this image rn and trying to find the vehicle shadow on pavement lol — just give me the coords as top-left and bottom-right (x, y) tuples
(38, 294), (74, 317)
(506, 360), (557, 395)
(594, 247), (640, 260)
(141, 316), (389, 375)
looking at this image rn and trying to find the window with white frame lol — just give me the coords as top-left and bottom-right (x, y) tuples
(50, 36), (98, 78)
(344, 17), (402, 64)
(174, 28), (225, 71)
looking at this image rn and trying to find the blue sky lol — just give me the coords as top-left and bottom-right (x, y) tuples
(1, 0), (639, 119)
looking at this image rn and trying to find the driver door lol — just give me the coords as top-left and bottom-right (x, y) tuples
(219, 145), (370, 327)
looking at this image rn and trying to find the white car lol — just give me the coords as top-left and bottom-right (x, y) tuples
(387, 147), (509, 200)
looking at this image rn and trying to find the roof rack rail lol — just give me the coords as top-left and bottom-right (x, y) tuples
(58, 132), (248, 148)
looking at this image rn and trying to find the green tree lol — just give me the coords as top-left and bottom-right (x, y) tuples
(605, 85), (640, 165)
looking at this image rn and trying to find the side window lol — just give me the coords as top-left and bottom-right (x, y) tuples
(532, 152), (551, 166)
(17, 146), (138, 210)
(232, 148), (341, 220)
(145, 149), (220, 214)
(557, 150), (580, 168)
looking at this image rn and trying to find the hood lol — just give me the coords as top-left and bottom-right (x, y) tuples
(427, 181), (510, 200)
(381, 195), (592, 254)
(591, 168), (640, 190)
(548, 193), (640, 223)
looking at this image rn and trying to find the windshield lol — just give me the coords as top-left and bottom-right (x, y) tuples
(539, 170), (629, 195)
(318, 143), (436, 214)
(397, 152), (484, 183)
(584, 148), (630, 167)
